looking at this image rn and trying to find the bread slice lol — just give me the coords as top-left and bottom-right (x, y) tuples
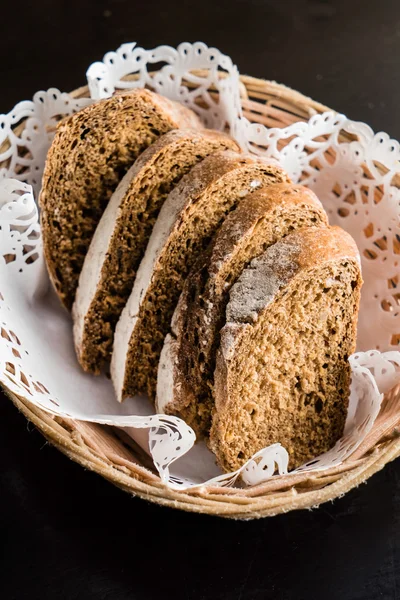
(157, 183), (329, 436)
(72, 129), (239, 374)
(111, 151), (290, 402)
(209, 226), (362, 472)
(40, 89), (201, 309)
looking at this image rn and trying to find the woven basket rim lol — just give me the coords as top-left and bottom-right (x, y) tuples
(4, 74), (400, 519)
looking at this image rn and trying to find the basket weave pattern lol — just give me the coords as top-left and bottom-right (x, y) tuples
(5, 74), (400, 519)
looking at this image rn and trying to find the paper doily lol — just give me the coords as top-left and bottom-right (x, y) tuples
(1, 41), (400, 489)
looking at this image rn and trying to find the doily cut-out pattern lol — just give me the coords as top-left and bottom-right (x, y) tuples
(350, 349), (400, 395)
(0, 179), (44, 298)
(0, 90), (92, 198)
(0, 41), (400, 490)
(87, 42), (241, 131)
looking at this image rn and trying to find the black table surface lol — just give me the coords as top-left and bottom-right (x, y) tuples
(1, 1), (400, 599)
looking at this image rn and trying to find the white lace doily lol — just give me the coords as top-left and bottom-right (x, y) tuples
(1, 41), (400, 490)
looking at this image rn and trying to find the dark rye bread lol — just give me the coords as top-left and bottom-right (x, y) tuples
(73, 129), (239, 374)
(111, 151), (290, 402)
(209, 226), (362, 472)
(40, 89), (201, 309)
(156, 183), (329, 436)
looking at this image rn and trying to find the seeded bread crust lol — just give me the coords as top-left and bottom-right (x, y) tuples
(111, 150), (290, 402)
(157, 183), (329, 436)
(40, 88), (201, 309)
(209, 226), (362, 472)
(72, 129), (239, 374)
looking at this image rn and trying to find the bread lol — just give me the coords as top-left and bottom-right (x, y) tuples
(209, 226), (362, 472)
(72, 129), (239, 374)
(157, 183), (329, 436)
(40, 89), (201, 309)
(111, 151), (290, 402)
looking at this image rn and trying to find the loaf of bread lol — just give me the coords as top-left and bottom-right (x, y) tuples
(157, 183), (329, 437)
(72, 129), (239, 374)
(40, 89), (201, 309)
(40, 86), (363, 474)
(111, 151), (290, 402)
(209, 226), (362, 472)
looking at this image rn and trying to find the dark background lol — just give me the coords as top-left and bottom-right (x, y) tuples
(1, 1), (400, 598)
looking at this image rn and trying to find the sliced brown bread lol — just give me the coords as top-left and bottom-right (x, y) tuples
(209, 226), (362, 472)
(111, 150), (290, 402)
(156, 183), (329, 436)
(40, 89), (201, 309)
(72, 129), (239, 374)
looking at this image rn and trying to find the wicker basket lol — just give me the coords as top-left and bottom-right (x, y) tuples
(5, 74), (400, 519)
